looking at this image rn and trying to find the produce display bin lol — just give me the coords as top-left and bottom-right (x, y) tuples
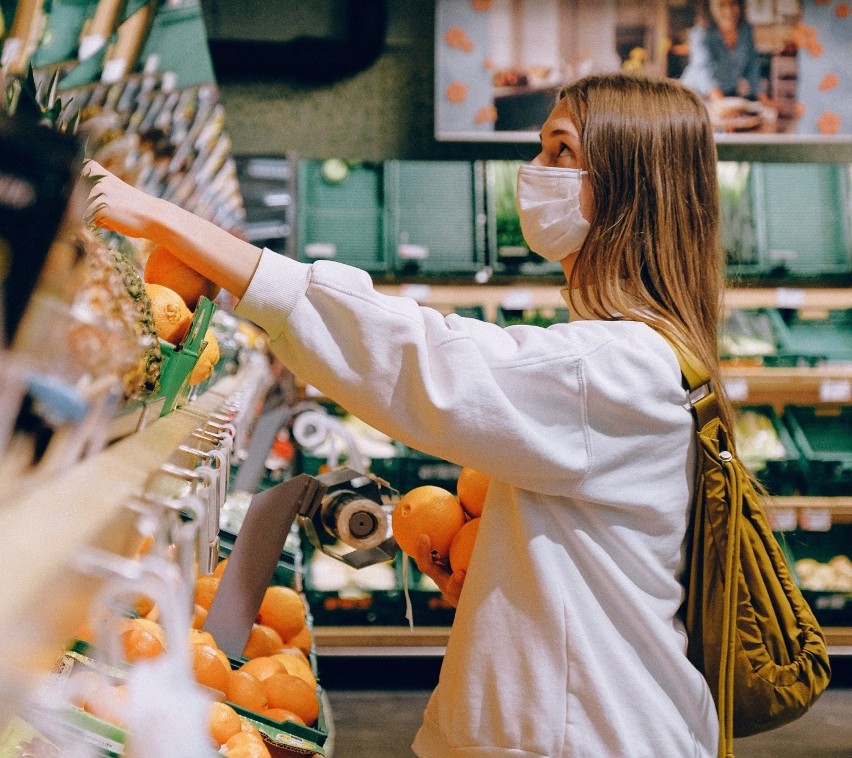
(385, 160), (486, 276)
(496, 305), (570, 328)
(296, 160), (388, 273)
(718, 308), (783, 366)
(784, 406), (852, 495)
(749, 163), (851, 278)
(734, 405), (803, 495)
(768, 308), (852, 366)
(780, 524), (852, 627)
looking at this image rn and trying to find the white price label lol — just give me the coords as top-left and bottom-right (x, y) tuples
(819, 379), (851, 403)
(723, 378), (749, 402)
(501, 288), (534, 310)
(399, 284), (432, 303)
(768, 507), (798, 532)
(775, 288), (806, 309)
(799, 508), (832, 532)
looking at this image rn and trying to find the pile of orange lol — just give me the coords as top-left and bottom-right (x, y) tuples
(391, 466), (491, 574)
(142, 245), (221, 385)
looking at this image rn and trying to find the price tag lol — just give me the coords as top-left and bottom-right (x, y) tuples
(799, 508), (832, 532)
(501, 288), (534, 310)
(819, 379), (851, 403)
(768, 507), (798, 532)
(723, 378), (749, 402)
(399, 284), (432, 303)
(775, 288), (806, 309)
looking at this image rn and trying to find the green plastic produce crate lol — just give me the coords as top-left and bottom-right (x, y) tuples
(452, 305), (487, 320)
(780, 524), (852, 627)
(734, 405), (802, 495)
(783, 406), (852, 495)
(718, 308), (784, 365)
(384, 160), (486, 276)
(399, 447), (462, 493)
(749, 163), (851, 278)
(154, 296), (216, 416)
(496, 305), (569, 328)
(768, 308), (852, 366)
(296, 159), (388, 273)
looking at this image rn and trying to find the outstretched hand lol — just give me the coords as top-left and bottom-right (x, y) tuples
(414, 534), (466, 607)
(84, 159), (159, 239)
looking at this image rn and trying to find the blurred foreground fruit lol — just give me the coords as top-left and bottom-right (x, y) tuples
(189, 328), (220, 385)
(392, 485), (465, 559)
(144, 244), (221, 309)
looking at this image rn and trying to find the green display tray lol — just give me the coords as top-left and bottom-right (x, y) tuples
(783, 406), (852, 495)
(735, 404), (803, 495)
(769, 308), (852, 365)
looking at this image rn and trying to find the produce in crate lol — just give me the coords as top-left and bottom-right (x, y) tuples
(189, 328), (220, 385)
(144, 282), (193, 344)
(796, 555), (852, 591)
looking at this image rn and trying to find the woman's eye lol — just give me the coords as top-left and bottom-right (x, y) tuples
(557, 143), (572, 157)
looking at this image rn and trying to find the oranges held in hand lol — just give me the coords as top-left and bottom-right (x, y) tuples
(392, 485), (465, 559)
(456, 466), (490, 518)
(449, 517), (480, 573)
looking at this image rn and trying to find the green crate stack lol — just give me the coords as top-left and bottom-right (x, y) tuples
(783, 406), (852, 495)
(767, 308), (852, 366)
(296, 160), (388, 273)
(385, 160), (486, 276)
(779, 524), (852, 627)
(749, 163), (851, 278)
(734, 405), (803, 495)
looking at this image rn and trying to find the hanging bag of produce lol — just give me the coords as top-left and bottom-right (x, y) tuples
(668, 338), (831, 758)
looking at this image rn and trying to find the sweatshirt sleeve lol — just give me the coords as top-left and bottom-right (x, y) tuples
(234, 250), (633, 494)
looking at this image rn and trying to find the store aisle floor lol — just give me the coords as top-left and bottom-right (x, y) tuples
(320, 657), (852, 758)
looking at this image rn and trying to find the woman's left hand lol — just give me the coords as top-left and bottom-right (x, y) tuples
(414, 534), (466, 607)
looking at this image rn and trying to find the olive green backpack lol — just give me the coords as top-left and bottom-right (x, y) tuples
(671, 341), (832, 758)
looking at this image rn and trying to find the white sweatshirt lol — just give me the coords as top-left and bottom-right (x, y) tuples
(235, 249), (719, 758)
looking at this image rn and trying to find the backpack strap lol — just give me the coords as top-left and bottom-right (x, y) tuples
(663, 337), (720, 431)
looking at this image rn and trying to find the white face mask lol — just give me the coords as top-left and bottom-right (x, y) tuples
(516, 164), (590, 262)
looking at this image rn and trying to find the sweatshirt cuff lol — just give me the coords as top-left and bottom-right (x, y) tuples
(234, 248), (310, 336)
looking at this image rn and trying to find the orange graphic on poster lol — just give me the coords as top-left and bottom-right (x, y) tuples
(445, 26), (475, 53)
(836, 3), (850, 18)
(816, 111), (841, 134)
(474, 105), (498, 124)
(446, 81), (469, 103)
(794, 102), (807, 117)
(818, 72), (840, 91)
(791, 22), (818, 49)
(471, 0), (494, 10)
(483, 58), (493, 69)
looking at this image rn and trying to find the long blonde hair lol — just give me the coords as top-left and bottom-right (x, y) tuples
(559, 72), (735, 433)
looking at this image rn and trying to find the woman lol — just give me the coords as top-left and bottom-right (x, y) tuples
(88, 72), (726, 756)
(680, 0), (769, 106)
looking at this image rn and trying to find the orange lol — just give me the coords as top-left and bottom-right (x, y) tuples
(192, 603), (208, 630)
(284, 625), (313, 656)
(195, 575), (220, 610)
(133, 593), (156, 618)
(257, 586), (306, 643)
(188, 329), (220, 386)
(226, 669), (268, 712)
(144, 244), (220, 309)
(271, 646), (310, 666)
(145, 282), (193, 345)
(222, 729), (271, 758)
(262, 673), (320, 726)
(274, 654), (316, 689)
(392, 485), (465, 559)
(192, 642), (230, 694)
(212, 558), (229, 578)
(456, 466), (491, 518)
(121, 617), (166, 663)
(209, 701), (242, 746)
(263, 708), (305, 726)
(240, 656), (285, 682)
(449, 517), (480, 573)
(242, 623), (283, 660)
(189, 627), (217, 649)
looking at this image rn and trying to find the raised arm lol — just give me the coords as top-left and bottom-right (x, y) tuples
(85, 160), (262, 299)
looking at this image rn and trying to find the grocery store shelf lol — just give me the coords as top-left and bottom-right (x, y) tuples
(767, 497), (852, 523)
(314, 626), (449, 657)
(0, 376), (241, 680)
(372, 284), (852, 323)
(722, 365), (852, 408)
